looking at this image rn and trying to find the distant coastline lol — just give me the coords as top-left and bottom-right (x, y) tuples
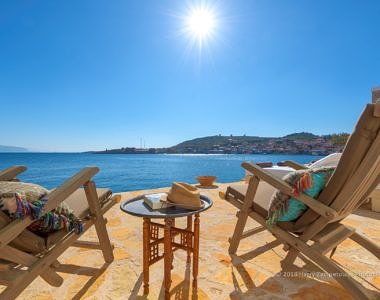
(1, 132), (349, 155)
(92, 132), (349, 156)
(0, 145), (28, 152)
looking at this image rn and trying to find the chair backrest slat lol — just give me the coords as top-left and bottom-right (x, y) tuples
(332, 133), (380, 215)
(294, 101), (380, 230)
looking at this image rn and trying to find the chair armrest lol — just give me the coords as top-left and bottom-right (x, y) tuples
(256, 162), (273, 168)
(43, 167), (99, 212)
(281, 160), (308, 170)
(0, 167), (99, 249)
(0, 166), (27, 181)
(242, 162), (338, 220)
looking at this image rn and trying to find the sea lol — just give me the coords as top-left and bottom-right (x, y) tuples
(0, 153), (322, 193)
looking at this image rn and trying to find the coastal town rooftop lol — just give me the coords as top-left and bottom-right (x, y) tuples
(11, 183), (380, 299)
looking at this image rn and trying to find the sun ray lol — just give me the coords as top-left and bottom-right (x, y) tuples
(176, 1), (221, 56)
(185, 5), (216, 47)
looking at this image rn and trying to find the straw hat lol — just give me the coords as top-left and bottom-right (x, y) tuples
(166, 182), (204, 210)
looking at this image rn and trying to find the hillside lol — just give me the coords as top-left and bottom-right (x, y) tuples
(172, 135), (270, 149)
(282, 132), (318, 140)
(93, 132), (350, 155)
(0, 145), (28, 152)
(168, 132), (340, 154)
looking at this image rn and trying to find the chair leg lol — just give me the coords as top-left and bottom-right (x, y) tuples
(41, 260), (64, 287)
(350, 232), (380, 259)
(2, 269), (63, 299)
(41, 268), (64, 287)
(229, 212), (249, 254)
(84, 181), (114, 263)
(271, 225), (370, 300)
(228, 176), (260, 254)
(281, 248), (299, 269)
(329, 246), (337, 258)
(303, 246), (369, 300)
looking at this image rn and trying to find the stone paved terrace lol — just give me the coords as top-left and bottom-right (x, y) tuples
(13, 183), (380, 299)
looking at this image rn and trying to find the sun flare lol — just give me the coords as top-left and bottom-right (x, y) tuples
(180, 3), (220, 53)
(186, 7), (216, 41)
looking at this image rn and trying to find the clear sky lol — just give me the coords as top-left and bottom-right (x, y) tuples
(1, 1), (379, 152)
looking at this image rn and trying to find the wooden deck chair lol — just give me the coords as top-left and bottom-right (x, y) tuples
(0, 166), (120, 299)
(225, 101), (380, 299)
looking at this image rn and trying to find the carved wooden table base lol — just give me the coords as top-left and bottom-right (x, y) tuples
(143, 214), (200, 300)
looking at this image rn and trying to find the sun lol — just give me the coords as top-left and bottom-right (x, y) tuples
(180, 3), (220, 52)
(185, 7), (216, 42)
(172, 2), (224, 59)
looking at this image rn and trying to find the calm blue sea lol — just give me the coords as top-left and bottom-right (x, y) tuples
(0, 153), (321, 192)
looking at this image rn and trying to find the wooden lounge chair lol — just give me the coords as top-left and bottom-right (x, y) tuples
(225, 101), (380, 299)
(0, 166), (119, 299)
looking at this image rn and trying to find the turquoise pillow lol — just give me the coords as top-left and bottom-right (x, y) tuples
(278, 172), (326, 221)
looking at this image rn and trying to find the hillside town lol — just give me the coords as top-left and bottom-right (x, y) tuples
(95, 132), (349, 155)
(172, 137), (344, 155)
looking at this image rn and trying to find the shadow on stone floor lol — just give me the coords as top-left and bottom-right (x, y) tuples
(55, 262), (111, 300)
(129, 273), (148, 300)
(157, 263), (199, 300)
(233, 239), (283, 264)
(229, 247), (379, 299)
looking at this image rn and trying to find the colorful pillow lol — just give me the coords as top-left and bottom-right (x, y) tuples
(0, 181), (83, 235)
(0, 181), (48, 218)
(266, 167), (335, 227)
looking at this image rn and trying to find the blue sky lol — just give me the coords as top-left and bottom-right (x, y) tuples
(1, 1), (379, 152)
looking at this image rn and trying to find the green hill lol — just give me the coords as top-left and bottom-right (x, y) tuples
(283, 132), (319, 140)
(172, 135), (269, 149)
(93, 131), (350, 155)
(171, 132), (322, 151)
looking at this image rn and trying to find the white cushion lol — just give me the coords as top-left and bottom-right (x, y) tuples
(245, 153), (342, 182)
(309, 153), (342, 169)
(264, 166), (295, 179)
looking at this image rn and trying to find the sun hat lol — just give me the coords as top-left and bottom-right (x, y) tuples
(165, 182), (204, 210)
